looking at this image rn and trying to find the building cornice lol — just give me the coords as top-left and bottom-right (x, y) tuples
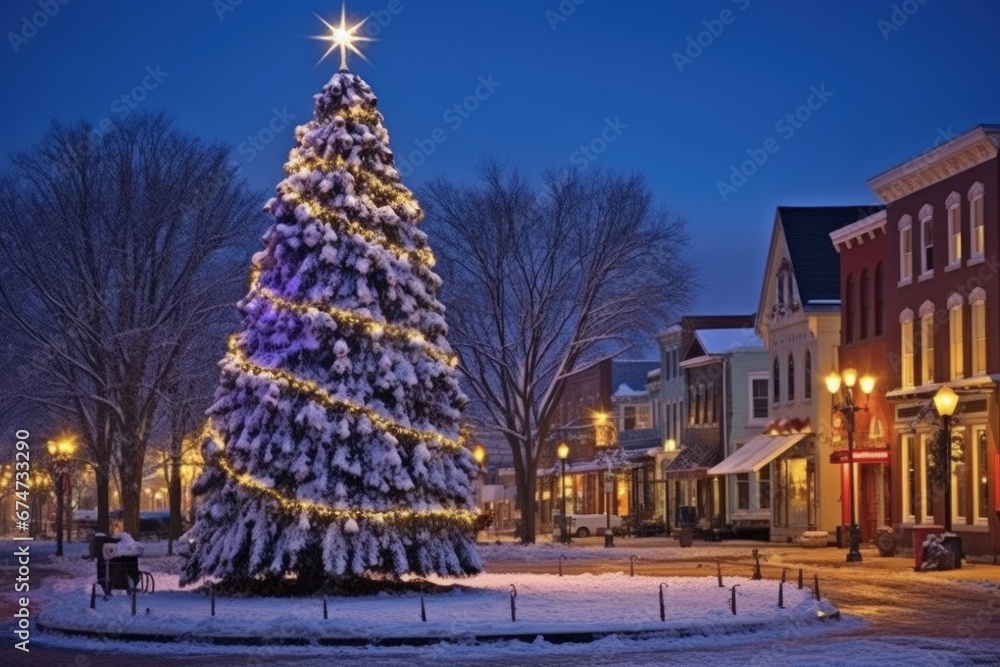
(867, 126), (1000, 203)
(829, 209), (887, 253)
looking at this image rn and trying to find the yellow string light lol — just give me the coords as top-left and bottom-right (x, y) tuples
(224, 337), (462, 452)
(201, 423), (477, 529)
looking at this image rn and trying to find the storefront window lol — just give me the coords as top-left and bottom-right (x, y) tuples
(758, 465), (771, 510)
(736, 473), (749, 510)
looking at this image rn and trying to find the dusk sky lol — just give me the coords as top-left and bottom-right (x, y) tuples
(2, 0), (998, 314)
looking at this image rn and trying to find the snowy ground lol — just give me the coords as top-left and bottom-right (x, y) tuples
(4, 537), (1000, 665)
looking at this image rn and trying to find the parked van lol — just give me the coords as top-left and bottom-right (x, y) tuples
(553, 512), (621, 539)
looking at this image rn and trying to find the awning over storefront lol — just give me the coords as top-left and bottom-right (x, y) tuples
(707, 432), (809, 476)
(662, 442), (721, 479)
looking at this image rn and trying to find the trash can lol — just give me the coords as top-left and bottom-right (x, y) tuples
(94, 536), (142, 595)
(677, 528), (694, 548)
(911, 525), (943, 571)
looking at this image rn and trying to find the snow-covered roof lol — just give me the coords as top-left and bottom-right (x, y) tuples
(694, 328), (762, 354)
(612, 383), (647, 398)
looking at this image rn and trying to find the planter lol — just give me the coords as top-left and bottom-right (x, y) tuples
(875, 529), (897, 557)
(677, 529), (693, 548)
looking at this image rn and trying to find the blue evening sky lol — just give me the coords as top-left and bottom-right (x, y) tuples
(1, 0), (997, 314)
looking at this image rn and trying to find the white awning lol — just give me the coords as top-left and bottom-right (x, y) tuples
(707, 433), (809, 476)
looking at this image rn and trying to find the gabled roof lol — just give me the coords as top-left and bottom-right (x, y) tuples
(777, 206), (882, 305)
(610, 360), (658, 394)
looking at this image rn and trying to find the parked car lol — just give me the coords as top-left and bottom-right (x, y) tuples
(553, 512), (621, 539)
(107, 510), (175, 539)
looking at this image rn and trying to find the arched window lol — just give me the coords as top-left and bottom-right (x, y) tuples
(773, 357), (780, 404)
(859, 269), (870, 340)
(874, 263), (885, 336)
(787, 353), (795, 401)
(845, 273), (855, 344)
(804, 350), (812, 399)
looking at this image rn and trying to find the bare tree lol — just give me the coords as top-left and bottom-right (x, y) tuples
(0, 113), (260, 534)
(423, 163), (695, 542)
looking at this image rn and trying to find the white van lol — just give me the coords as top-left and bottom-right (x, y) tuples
(553, 512), (622, 539)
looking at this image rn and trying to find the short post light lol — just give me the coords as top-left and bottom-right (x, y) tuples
(826, 368), (875, 563)
(46, 436), (77, 557)
(557, 442), (571, 544)
(933, 385), (962, 568)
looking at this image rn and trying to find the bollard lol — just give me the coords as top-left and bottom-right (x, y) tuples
(211, 586), (215, 617)
(778, 581), (784, 609)
(559, 554), (567, 577)
(131, 587), (137, 616)
(751, 548), (762, 581)
(659, 582), (668, 621)
(323, 596), (328, 620)
(798, 568), (803, 590)
(730, 584), (740, 615)
(420, 594), (426, 622)
(781, 567), (787, 584)
(814, 574), (820, 601)
(509, 584), (517, 622)
(90, 583), (96, 610)
(717, 562), (724, 588)
(630, 555), (638, 577)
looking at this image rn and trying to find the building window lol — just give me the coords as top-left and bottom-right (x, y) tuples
(736, 473), (750, 510)
(844, 273), (855, 344)
(787, 353), (795, 401)
(758, 465), (771, 510)
(954, 427), (968, 523)
(773, 358), (780, 404)
(859, 269), (870, 340)
(803, 351), (811, 400)
(971, 290), (987, 375)
(750, 376), (769, 420)
(969, 182), (985, 258)
(948, 294), (964, 380)
(947, 193), (962, 267)
(875, 263), (885, 336)
(899, 215), (913, 282)
(919, 205), (934, 277)
(920, 309), (935, 385)
(900, 311), (914, 388)
(777, 274), (785, 305)
(974, 427), (989, 522)
(920, 434), (934, 523)
(902, 435), (915, 522)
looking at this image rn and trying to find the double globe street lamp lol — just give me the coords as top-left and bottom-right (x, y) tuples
(825, 368), (875, 563)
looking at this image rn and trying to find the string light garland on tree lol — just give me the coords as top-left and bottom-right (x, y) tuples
(181, 8), (482, 588)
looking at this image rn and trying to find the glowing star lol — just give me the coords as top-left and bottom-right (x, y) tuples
(312, 6), (374, 70)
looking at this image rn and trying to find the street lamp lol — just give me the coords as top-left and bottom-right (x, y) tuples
(826, 368), (875, 563)
(557, 441), (571, 544)
(46, 436), (77, 557)
(933, 385), (962, 567)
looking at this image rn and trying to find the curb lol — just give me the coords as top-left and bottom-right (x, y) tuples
(37, 610), (840, 648)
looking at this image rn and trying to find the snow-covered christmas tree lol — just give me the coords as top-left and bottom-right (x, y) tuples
(182, 14), (482, 591)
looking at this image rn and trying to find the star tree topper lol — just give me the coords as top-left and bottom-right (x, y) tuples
(313, 5), (374, 70)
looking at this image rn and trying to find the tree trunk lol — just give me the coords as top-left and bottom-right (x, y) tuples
(95, 465), (110, 534)
(119, 455), (144, 536)
(519, 472), (538, 544)
(168, 454), (182, 555)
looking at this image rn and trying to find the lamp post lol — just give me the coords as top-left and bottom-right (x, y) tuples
(826, 368), (875, 563)
(46, 436), (77, 557)
(933, 385), (962, 567)
(472, 443), (487, 507)
(557, 442), (571, 544)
